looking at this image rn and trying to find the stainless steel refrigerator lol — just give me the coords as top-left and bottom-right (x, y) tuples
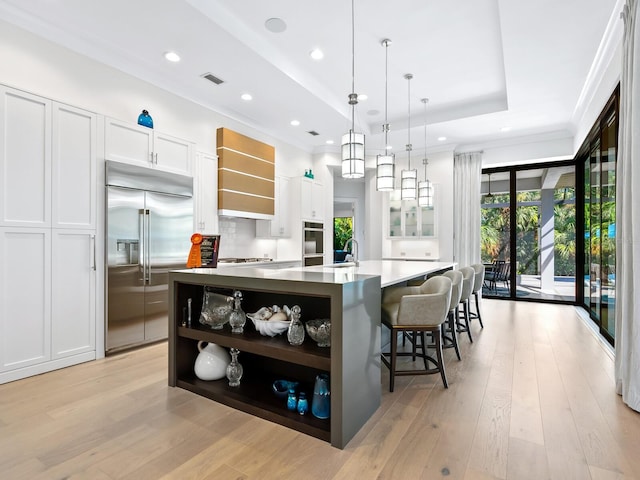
(106, 161), (193, 353)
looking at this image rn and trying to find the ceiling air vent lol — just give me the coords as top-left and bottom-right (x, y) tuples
(307, 130), (320, 136)
(202, 73), (225, 85)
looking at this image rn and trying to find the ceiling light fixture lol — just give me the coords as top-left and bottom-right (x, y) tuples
(400, 73), (417, 199)
(376, 38), (394, 191)
(358, 94), (368, 101)
(290, 120), (300, 126)
(164, 51), (180, 62)
(341, 0), (365, 179)
(326, 139), (334, 145)
(241, 93), (252, 101)
(438, 136), (447, 141)
(418, 98), (433, 207)
(486, 173), (495, 202)
(265, 17), (287, 33)
(310, 48), (324, 60)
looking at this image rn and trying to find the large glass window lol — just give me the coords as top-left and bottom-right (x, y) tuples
(481, 166), (576, 302)
(579, 86), (618, 345)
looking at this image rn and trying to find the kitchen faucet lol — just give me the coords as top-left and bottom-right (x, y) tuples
(343, 237), (359, 266)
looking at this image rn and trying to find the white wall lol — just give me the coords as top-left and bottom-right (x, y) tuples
(0, 19), (314, 260)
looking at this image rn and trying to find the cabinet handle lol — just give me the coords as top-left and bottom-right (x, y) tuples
(149, 152), (154, 164)
(91, 234), (96, 271)
(154, 152), (158, 164)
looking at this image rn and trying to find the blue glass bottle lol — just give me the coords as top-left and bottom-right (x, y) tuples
(297, 392), (309, 415)
(311, 373), (330, 419)
(287, 388), (297, 411)
(137, 109), (153, 129)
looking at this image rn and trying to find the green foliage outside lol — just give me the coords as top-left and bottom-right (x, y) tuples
(481, 188), (577, 276)
(334, 217), (353, 251)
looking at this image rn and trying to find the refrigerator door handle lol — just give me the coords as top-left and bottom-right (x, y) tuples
(145, 209), (151, 284)
(138, 208), (146, 283)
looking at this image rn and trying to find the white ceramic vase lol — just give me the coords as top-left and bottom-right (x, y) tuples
(194, 341), (230, 381)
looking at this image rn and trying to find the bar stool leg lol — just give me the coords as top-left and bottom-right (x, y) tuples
(390, 329), (397, 392)
(474, 292), (484, 328)
(434, 329), (448, 388)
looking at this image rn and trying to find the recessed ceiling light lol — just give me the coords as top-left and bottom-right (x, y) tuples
(241, 93), (252, 101)
(437, 136), (447, 141)
(326, 140), (334, 145)
(358, 94), (368, 101)
(310, 48), (324, 60)
(367, 109), (380, 116)
(385, 145), (393, 150)
(164, 51), (181, 62)
(290, 120), (300, 126)
(501, 126), (511, 132)
(265, 17), (287, 33)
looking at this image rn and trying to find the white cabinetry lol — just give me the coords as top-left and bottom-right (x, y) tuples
(0, 86), (98, 383)
(296, 177), (324, 221)
(388, 190), (436, 238)
(51, 230), (96, 359)
(105, 117), (193, 175)
(194, 151), (219, 234)
(256, 176), (291, 238)
(0, 88), (51, 227)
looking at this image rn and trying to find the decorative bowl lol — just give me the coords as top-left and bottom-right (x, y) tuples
(305, 319), (331, 347)
(248, 314), (290, 337)
(199, 289), (233, 329)
(272, 379), (299, 399)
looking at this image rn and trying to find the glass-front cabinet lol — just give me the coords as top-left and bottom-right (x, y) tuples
(388, 190), (436, 238)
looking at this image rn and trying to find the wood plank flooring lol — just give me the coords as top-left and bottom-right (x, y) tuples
(1, 300), (640, 479)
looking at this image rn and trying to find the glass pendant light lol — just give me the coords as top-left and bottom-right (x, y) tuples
(400, 73), (417, 199)
(341, 0), (365, 179)
(376, 39), (394, 191)
(418, 98), (433, 207)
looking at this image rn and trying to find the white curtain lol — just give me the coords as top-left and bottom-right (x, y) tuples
(453, 152), (482, 268)
(615, 0), (640, 413)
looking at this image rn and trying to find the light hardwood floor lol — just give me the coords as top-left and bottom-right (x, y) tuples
(1, 300), (640, 480)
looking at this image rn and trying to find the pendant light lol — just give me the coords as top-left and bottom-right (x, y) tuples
(418, 98), (433, 207)
(400, 73), (417, 199)
(341, 0), (365, 179)
(376, 39), (394, 191)
(486, 173), (495, 202)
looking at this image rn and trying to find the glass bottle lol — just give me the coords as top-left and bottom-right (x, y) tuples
(137, 109), (153, 128)
(287, 388), (297, 411)
(228, 290), (246, 334)
(297, 392), (309, 415)
(311, 373), (331, 419)
(226, 348), (243, 387)
(287, 305), (305, 346)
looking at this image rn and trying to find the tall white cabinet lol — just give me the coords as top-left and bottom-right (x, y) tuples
(0, 86), (98, 383)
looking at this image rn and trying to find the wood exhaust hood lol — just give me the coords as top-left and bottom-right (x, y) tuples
(216, 127), (275, 219)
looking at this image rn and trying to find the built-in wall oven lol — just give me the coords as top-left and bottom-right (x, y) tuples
(303, 221), (324, 266)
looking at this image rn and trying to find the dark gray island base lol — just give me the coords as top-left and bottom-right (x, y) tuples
(168, 267), (382, 449)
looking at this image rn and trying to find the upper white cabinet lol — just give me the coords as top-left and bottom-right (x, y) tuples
(388, 190), (436, 238)
(194, 151), (219, 234)
(297, 177), (324, 221)
(0, 87), (51, 227)
(256, 176), (290, 238)
(105, 117), (193, 175)
(52, 103), (98, 230)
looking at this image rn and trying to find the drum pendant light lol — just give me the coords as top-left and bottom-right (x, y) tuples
(400, 74), (417, 199)
(418, 98), (433, 207)
(341, 0), (365, 179)
(376, 39), (394, 191)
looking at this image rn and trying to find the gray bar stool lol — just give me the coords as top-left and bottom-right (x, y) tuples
(441, 270), (463, 360)
(457, 266), (475, 343)
(381, 276), (452, 392)
(469, 263), (485, 328)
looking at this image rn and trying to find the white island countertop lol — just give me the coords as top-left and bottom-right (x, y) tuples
(175, 260), (454, 288)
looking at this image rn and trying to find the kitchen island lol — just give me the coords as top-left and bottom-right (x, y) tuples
(168, 260), (454, 448)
